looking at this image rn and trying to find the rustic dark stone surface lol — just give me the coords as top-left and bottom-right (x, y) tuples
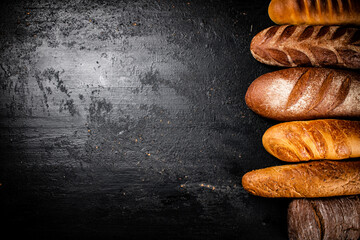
(0, 0), (289, 239)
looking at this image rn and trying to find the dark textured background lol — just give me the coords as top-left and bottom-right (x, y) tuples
(0, 0), (289, 239)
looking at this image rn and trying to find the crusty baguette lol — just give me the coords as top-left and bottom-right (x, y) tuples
(245, 67), (360, 121)
(262, 119), (360, 162)
(241, 160), (360, 198)
(268, 0), (360, 25)
(250, 25), (360, 69)
(288, 196), (360, 240)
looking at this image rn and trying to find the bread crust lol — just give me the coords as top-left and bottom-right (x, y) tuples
(250, 25), (360, 69)
(262, 119), (360, 162)
(241, 160), (360, 198)
(288, 197), (360, 240)
(245, 67), (360, 121)
(268, 0), (360, 25)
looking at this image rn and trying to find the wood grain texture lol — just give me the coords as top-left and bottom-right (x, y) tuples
(268, 0), (360, 25)
(245, 67), (360, 121)
(242, 160), (360, 198)
(262, 119), (360, 162)
(288, 196), (360, 240)
(250, 25), (360, 69)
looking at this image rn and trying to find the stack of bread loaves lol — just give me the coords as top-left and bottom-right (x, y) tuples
(242, 1), (360, 239)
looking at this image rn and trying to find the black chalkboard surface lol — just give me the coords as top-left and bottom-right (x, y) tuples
(0, 0), (289, 239)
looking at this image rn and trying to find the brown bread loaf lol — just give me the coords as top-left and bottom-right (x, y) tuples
(241, 160), (360, 198)
(250, 25), (360, 69)
(268, 0), (360, 26)
(245, 67), (360, 121)
(288, 196), (360, 240)
(262, 119), (360, 162)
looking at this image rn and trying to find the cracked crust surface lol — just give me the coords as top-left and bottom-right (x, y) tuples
(262, 119), (360, 162)
(241, 160), (360, 198)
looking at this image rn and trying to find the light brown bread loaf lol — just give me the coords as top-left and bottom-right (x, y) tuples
(245, 67), (360, 121)
(241, 160), (360, 198)
(288, 196), (360, 240)
(262, 119), (360, 162)
(250, 25), (360, 69)
(268, 0), (360, 26)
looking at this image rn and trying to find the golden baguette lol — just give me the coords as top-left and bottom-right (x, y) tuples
(241, 160), (360, 198)
(268, 0), (360, 25)
(262, 119), (360, 162)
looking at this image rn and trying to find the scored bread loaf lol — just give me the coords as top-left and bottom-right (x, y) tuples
(245, 67), (360, 121)
(250, 25), (360, 69)
(288, 197), (360, 240)
(241, 160), (360, 198)
(262, 119), (360, 162)
(268, 0), (360, 25)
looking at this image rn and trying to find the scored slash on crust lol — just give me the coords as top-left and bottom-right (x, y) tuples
(284, 69), (351, 114)
(250, 25), (360, 69)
